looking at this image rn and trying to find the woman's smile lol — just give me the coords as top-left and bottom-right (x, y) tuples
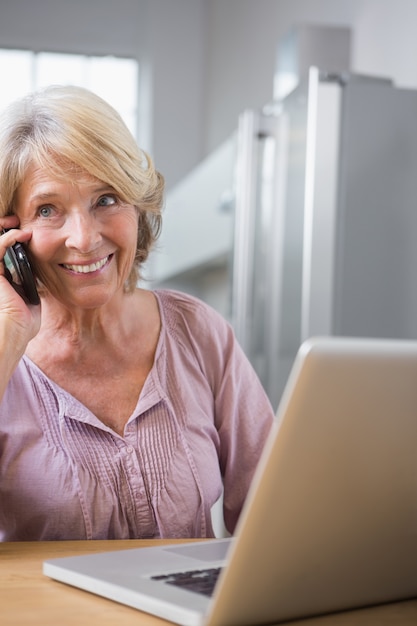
(60, 254), (113, 275)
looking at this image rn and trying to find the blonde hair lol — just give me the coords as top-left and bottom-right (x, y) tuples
(0, 84), (164, 289)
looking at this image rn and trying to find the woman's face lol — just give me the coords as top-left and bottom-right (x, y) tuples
(14, 164), (139, 309)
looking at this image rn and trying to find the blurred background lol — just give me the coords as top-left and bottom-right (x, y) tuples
(2, 0), (417, 409)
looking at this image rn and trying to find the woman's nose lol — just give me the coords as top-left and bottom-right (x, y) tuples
(64, 211), (102, 253)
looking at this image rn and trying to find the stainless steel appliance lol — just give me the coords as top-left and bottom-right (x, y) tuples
(232, 68), (417, 409)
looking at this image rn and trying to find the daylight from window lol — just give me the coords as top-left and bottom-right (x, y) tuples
(0, 49), (139, 137)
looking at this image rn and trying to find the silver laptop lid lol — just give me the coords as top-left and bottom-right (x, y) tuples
(207, 336), (417, 625)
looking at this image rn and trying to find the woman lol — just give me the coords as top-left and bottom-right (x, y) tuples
(0, 85), (274, 541)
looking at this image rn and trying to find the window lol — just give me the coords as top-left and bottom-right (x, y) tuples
(0, 49), (138, 137)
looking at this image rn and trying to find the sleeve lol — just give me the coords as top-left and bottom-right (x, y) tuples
(168, 291), (275, 534)
(210, 319), (275, 533)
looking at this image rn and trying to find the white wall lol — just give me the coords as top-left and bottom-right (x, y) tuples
(144, 0), (207, 188)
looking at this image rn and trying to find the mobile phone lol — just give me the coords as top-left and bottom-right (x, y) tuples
(3, 241), (40, 305)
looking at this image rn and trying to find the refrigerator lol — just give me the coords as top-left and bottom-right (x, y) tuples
(232, 67), (417, 410)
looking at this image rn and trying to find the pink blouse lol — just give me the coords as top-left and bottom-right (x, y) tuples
(0, 289), (274, 541)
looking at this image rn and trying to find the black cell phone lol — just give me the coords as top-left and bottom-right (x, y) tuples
(3, 241), (40, 305)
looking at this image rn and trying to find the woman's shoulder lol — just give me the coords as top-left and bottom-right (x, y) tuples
(153, 288), (233, 347)
(154, 288), (227, 324)
(1, 356), (46, 413)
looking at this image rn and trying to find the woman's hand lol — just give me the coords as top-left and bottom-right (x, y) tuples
(0, 216), (41, 354)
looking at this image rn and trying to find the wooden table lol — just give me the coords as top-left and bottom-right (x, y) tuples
(2, 540), (417, 625)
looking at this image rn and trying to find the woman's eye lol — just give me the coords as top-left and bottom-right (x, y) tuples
(38, 206), (53, 218)
(97, 194), (117, 207)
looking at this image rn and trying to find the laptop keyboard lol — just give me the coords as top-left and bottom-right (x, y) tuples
(151, 567), (222, 597)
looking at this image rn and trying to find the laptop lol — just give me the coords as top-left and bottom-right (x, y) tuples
(43, 336), (417, 625)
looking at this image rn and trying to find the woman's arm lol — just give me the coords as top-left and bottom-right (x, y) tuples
(163, 289), (275, 534)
